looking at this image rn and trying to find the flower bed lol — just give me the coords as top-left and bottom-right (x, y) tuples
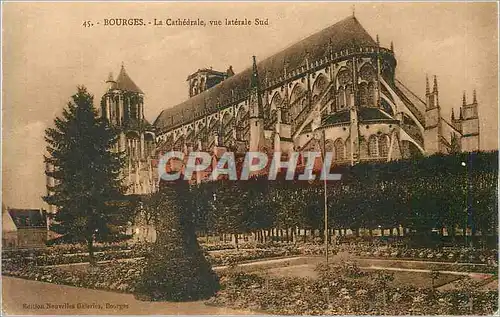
(209, 247), (301, 266)
(1, 242), (134, 259)
(207, 267), (498, 315)
(1, 247), (302, 292)
(348, 246), (498, 265)
(2, 259), (145, 293)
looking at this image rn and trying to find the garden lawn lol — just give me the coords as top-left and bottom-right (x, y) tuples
(264, 264), (462, 289)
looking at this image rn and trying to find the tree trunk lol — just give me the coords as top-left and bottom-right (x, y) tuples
(450, 226), (457, 245)
(87, 238), (96, 266)
(234, 234), (239, 250)
(303, 229), (307, 243)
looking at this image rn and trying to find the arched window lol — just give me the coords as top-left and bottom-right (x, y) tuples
(336, 68), (352, 110)
(200, 77), (206, 92)
(368, 82), (376, 107)
(270, 109), (277, 124)
(312, 75), (328, 101)
(281, 107), (290, 124)
(130, 103), (137, 120)
(359, 82), (368, 107)
(358, 82), (369, 107)
(144, 133), (155, 157)
(126, 131), (140, 158)
(325, 139), (335, 157)
(337, 87), (345, 109)
(334, 138), (345, 161)
(220, 113), (232, 145)
(359, 139), (368, 158)
(368, 135), (378, 157)
(345, 137), (351, 159)
(359, 64), (375, 82)
(289, 84), (305, 105)
(235, 109), (247, 141)
(345, 84), (353, 108)
(264, 102), (271, 120)
(191, 79), (199, 97)
(379, 135), (390, 157)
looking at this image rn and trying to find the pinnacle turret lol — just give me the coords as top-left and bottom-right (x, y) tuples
(251, 55), (260, 89)
(425, 75), (430, 95)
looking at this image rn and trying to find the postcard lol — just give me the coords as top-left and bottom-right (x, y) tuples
(2, 1), (498, 315)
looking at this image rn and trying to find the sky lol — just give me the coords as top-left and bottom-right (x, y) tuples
(2, 2), (498, 208)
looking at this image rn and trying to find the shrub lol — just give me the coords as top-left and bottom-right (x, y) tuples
(133, 183), (220, 301)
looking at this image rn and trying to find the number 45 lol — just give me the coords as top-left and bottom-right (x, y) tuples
(83, 20), (92, 27)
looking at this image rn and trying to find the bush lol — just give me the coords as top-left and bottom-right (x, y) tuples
(133, 182), (220, 301)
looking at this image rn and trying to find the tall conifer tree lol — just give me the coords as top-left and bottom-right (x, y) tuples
(43, 86), (127, 264)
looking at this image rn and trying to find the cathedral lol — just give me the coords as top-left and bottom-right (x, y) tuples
(151, 16), (478, 183)
(43, 15), (481, 241)
(96, 15), (481, 195)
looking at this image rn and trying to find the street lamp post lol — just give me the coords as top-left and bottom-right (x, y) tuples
(462, 160), (470, 247)
(322, 129), (329, 264)
(315, 128), (329, 264)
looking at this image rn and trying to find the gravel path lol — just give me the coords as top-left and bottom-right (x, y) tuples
(2, 276), (258, 315)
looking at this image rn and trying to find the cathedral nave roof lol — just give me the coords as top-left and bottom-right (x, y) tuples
(155, 16), (377, 131)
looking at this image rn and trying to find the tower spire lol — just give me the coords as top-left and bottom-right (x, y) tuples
(425, 75), (430, 95)
(451, 108), (455, 121)
(390, 41), (394, 52)
(376, 34), (380, 46)
(352, 4), (355, 17)
(473, 89), (477, 104)
(251, 55), (260, 89)
(433, 75), (438, 93)
(462, 91), (466, 107)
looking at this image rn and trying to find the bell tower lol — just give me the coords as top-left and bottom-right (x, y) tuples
(101, 64), (156, 195)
